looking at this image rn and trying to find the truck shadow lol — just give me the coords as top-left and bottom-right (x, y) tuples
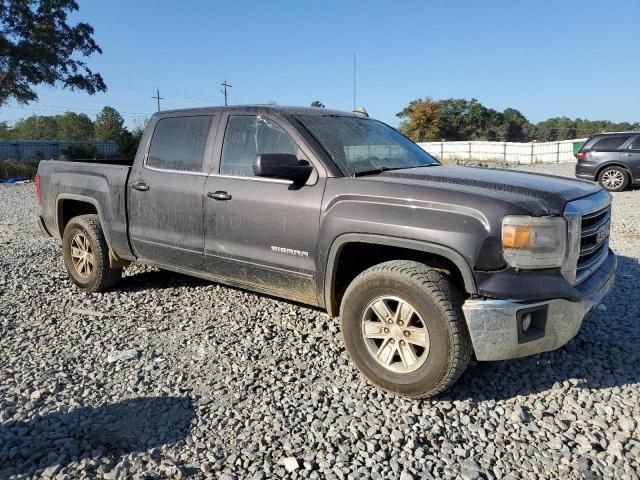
(446, 254), (640, 401)
(0, 396), (194, 478)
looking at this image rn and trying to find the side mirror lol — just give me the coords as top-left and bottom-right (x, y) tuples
(253, 153), (313, 184)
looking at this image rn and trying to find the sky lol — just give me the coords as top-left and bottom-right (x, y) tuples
(2, 0), (640, 129)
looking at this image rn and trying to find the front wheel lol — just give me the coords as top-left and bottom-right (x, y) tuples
(340, 260), (472, 398)
(598, 166), (629, 192)
(62, 214), (122, 292)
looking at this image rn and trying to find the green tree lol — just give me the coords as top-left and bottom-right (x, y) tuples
(534, 117), (576, 141)
(116, 125), (144, 160)
(94, 106), (124, 141)
(501, 108), (533, 142)
(12, 114), (59, 139)
(58, 112), (93, 141)
(396, 97), (440, 141)
(310, 100), (325, 108)
(465, 98), (502, 140)
(61, 142), (102, 159)
(435, 98), (470, 140)
(0, 0), (106, 107)
(0, 120), (11, 138)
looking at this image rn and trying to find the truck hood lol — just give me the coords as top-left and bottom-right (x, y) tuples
(369, 165), (601, 215)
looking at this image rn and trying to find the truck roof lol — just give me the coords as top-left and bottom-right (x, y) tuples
(156, 105), (360, 117)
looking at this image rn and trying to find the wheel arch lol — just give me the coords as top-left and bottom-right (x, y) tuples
(323, 234), (477, 317)
(56, 194), (110, 247)
(596, 162), (632, 181)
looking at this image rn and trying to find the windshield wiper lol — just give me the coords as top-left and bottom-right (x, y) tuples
(352, 163), (437, 177)
(352, 166), (395, 177)
(400, 163), (439, 170)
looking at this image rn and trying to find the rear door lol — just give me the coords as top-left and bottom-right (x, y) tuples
(202, 113), (326, 304)
(128, 114), (219, 271)
(624, 135), (640, 182)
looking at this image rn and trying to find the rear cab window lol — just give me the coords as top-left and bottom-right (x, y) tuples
(146, 116), (212, 172)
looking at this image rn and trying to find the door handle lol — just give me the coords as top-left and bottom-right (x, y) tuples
(131, 182), (149, 191)
(207, 191), (232, 201)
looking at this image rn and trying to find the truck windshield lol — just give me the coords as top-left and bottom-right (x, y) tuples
(295, 115), (439, 176)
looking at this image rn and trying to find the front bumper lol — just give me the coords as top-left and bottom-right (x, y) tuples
(462, 253), (616, 361)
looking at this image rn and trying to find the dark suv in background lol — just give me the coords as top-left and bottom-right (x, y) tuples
(575, 132), (640, 191)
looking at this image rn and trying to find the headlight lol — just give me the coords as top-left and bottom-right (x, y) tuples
(502, 216), (566, 268)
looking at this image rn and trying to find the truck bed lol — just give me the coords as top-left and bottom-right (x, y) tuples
(37, 160), (134, 259)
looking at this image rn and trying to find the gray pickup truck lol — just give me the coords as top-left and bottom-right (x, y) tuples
(36, 106), (616, 398)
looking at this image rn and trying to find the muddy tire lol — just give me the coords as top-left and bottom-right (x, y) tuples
(62, 214), (122, 292)
(340, 260), (472, 398)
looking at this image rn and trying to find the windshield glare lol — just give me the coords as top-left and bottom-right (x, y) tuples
(295, 115), (439, 175)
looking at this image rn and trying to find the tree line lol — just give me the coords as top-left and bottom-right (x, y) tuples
(0, 106), (145, 159)
(396, 97), (639, 143)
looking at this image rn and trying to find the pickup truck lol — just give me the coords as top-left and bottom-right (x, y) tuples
(36, 105), (616, 398)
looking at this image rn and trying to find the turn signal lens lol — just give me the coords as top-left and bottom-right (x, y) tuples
(502, 225), (531, 249)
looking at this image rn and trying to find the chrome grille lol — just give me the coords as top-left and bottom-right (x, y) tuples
(563, 190), (612, 285)
(576, 205), (611, 284)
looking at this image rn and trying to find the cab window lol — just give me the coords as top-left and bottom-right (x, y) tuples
(147, 116), (212, 172)
(220, 115), (298, 177)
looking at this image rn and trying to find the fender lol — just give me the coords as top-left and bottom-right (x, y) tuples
(595, 161), (633, 179)
(55, 193), (134, 268)
(55, 193), (109, 244)
(322, 233), (477, 316)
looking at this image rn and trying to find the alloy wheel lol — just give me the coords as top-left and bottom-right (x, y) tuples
(361, 296), (431, 374)
(70, 233), (94, 278)
(602, 169), (624, 190)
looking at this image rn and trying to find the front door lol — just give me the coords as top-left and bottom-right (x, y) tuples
(624, 135), (640, 182)
(128, 114), (218, 271)
(203, 114), (325, 304)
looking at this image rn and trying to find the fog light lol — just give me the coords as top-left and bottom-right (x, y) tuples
(517, 306), (547, 344)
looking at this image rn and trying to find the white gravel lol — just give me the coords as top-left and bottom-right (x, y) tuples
(1, 167), (639, 479)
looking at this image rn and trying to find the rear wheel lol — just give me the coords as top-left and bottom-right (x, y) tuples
(62, 214), (122, 292)
(340, 260), (472, 398)
(598, 166), (629, 192)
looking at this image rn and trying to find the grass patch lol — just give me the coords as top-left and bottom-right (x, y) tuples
(0, 160), (38, 180)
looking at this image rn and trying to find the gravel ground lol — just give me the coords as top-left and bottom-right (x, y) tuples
(0, 164), (639, 480)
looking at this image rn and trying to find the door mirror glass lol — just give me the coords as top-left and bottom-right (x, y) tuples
(253, 153), (313, 183)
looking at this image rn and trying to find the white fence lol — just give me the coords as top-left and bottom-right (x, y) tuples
(418, 139), (586, 164)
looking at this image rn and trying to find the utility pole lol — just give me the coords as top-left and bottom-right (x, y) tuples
(220, 80), (232, 106)
(353, 53), (356, 111)
(151, 88), (164, 112)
